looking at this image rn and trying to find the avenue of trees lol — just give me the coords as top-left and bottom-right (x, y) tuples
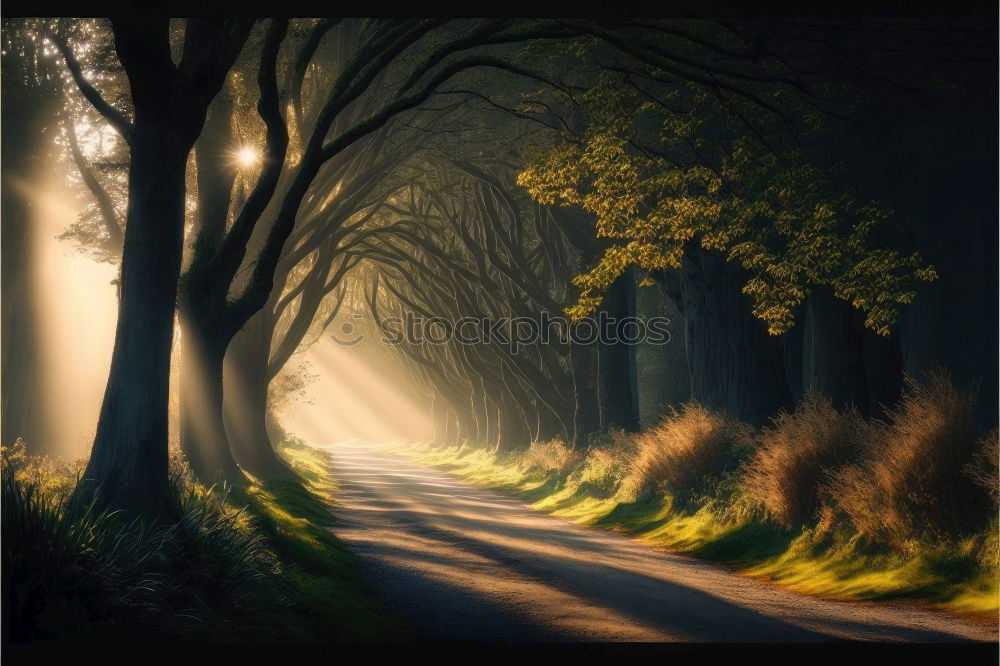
(1, 16), (995, 522)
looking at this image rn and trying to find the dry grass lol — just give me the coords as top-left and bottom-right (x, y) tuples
(827, 373), (992, 544)
(623, 402), (752, 499)
(965, 428), (999, 505)
(742, 395), (870, 527)
(520, 438), (582, 478)
(573, 449), (624, 497)
(397, 377), (999, 617)
(403, 431), (1000, 618)
(571, 432), (635, 498)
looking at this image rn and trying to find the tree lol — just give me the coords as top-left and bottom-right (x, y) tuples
(514, 28), (944, 424)
(59, 17), (253, 517)
(172, 18), (583, 476)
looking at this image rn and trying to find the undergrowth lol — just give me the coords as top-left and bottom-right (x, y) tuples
(391, 374), (999, 619)
(2, 437), (390, 645)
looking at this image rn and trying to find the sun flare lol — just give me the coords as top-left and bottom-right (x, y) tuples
(236, 145), (259, 168)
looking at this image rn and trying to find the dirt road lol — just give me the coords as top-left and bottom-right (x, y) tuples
(328, 441), (997, 643)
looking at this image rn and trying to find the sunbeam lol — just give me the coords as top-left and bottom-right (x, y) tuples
(27, 174), (117, 458)
(277, 336), (432, 443)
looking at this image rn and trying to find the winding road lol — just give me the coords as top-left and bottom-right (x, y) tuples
(327, 441), (997, 643)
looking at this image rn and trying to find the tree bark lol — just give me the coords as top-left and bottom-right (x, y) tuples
(497, 391), (531, 450)
(444, 407), (459, 444)
(431, 393), (449, 444)
(223, 311), (285, 476)
(73, 119), (193, 518)
(893, 71), (998, 428)
(597, 269), (640, 432)
(179, 316), (242, 484)
(177, 90), (246, 484)
(862, 330), (903, 418)
(679, 248), (793, 426)
(801, 289), (868, 410)
(635, 280), (689, 427)
(569, 334), (601, 447)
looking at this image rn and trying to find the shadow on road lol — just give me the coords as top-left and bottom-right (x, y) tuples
(328, 442), (997, 644)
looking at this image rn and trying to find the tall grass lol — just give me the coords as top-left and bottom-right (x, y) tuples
(827, 374), (994, 544)
(966, 428), (999, 505)
(397, 373), (1000, 616)
(1, 440), (291, 643)
(569, 430), (634, 498)
(623, 403), (753, 500)
(2, 437), (386, 644)
(742, 396), (870, 527)
(521, 438), (582, 477)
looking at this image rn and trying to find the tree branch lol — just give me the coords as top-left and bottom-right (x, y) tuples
(63, 113), (124, 250)
(50, 32), (133, 143)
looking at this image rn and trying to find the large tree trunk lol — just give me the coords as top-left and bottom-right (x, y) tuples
(73, 121), (192, 518)
(801, 290), (868, 410)
(469, 380), (487, 443)
(69, 18), (251, 519)
(569, 334), (601, 447)
(430, 393), (450, 444)
(536, 403), (567, 443)
(444, 407), (460, 444)
(485, 393), (502, 448)
(635, 281), (689, 427)
(862, 330), (903, 417)
(782, 320), (805, 405)
(680, 249), (793, 426)
(497, 392), (531, 451)
(597, 269), (640, 432)
(179, 316), (242, 484)
(892, 70), (998, 428)
(819, 29), (998, 429)
(175, 90), (257, 484)
(795, 289), (904, 418)
(224, 311), (286, 477)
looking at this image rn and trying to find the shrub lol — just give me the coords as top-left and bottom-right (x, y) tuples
(827, 373), (992, 544)
(520, 438), (581, 479)
(583, 428), (632, 450)
(3, 439), (83, 502)
(741, 395), (870, 527)
(572, 433), (634, 498)
(623, 402), (752, 499)
(965, 428), (999, 506)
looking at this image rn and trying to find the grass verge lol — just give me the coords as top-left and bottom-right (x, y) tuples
(387, 439), (999, 620)
(230, 437), (394, 643)
(2, 437), (392, 645)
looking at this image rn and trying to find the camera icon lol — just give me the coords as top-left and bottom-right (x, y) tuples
(330, 314), (366, 346)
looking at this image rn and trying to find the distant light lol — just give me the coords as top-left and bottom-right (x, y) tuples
(236, 146), (259, 168)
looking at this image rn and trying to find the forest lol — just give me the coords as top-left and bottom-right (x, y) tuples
(1, 13), (998, 653)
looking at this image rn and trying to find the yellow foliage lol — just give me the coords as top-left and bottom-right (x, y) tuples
(517, 74), (936, 334)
